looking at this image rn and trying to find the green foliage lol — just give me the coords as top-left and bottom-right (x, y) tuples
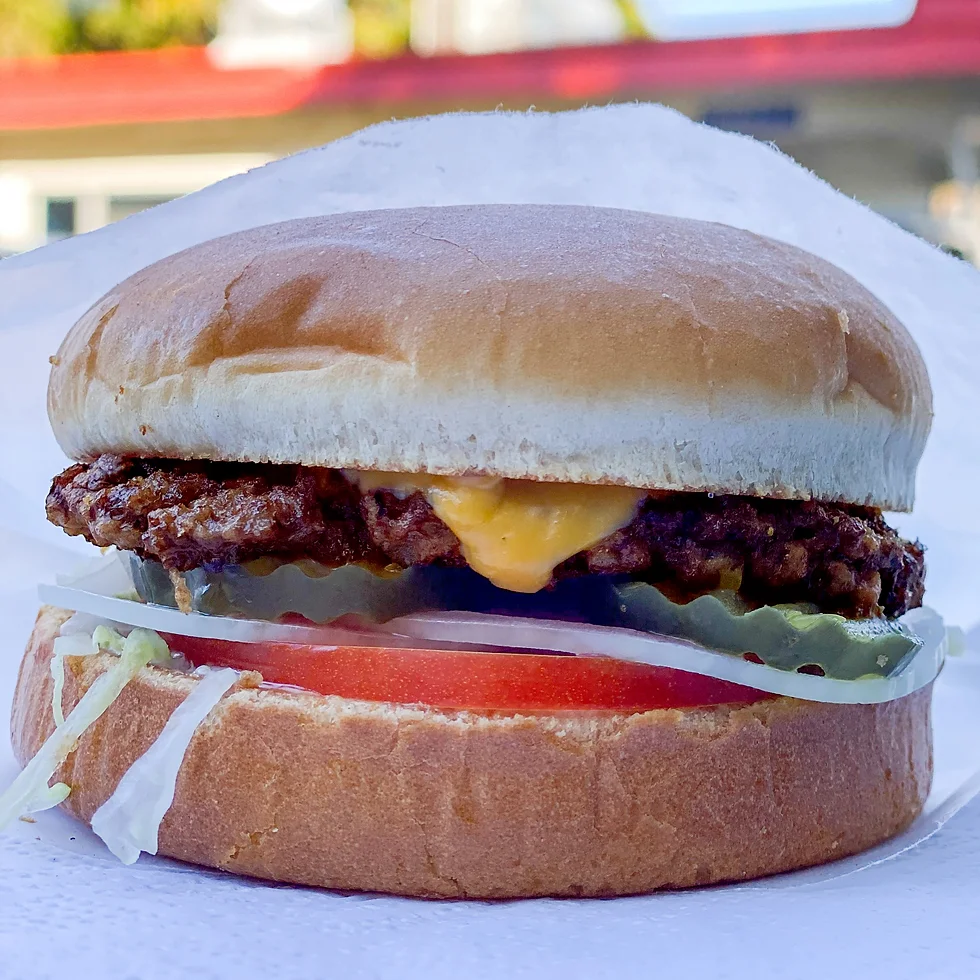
(0, 0), (220, 56)
(0, 0), (73, 58)
(0, 0), (636, 59)
(71, 0), (221, 51)
(611, 0), (651, 40)
(350, 0), (410, 58)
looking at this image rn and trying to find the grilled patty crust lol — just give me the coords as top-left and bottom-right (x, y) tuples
(47, 455), (925, 619)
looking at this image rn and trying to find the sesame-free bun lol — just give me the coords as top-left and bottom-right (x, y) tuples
(12, 606), (932, 898)
(47, 205), (931, 510)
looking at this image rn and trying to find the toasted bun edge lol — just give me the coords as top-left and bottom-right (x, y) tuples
(11, 606), (933, 898)
(47, 206), (932, 510)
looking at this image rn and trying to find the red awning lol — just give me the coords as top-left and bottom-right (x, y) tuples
(0, 0), (978, 131)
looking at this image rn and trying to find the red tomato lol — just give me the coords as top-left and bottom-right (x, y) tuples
(164, 634), (772, 712)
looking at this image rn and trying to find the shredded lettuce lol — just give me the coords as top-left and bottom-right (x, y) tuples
(90, 665), (238, 864)
(0, 627), (167, 832)
(50, 632), (101, 726)
(49, 619), (192, 725)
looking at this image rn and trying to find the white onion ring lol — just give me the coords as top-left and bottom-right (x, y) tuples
(39, 583), (410, 648)
(380, 610), (945, 705)
(40, 553), (946, 706)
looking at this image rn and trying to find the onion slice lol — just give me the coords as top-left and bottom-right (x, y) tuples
(39, 582), (380, 646)
(38, 581), (534, 654)
(39, 552), (947, 706)
(383, 610), (947, 705)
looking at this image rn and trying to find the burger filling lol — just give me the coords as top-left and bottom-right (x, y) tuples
(47, 454), (924, 621)
(6, 454), (938, 844)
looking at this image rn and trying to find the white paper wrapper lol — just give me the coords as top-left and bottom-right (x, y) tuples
(1, 104), (979, 977)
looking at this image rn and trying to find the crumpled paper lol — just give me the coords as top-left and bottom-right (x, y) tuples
(1, 104), (979, 978)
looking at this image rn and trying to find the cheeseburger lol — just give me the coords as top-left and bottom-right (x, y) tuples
(1, 205), (943, 898)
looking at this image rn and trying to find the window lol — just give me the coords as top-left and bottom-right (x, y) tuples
(46, 198), (76, 240)
(108, 196), (175, 223)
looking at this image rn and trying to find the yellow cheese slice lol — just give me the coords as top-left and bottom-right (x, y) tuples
(355, 472), (645, 593)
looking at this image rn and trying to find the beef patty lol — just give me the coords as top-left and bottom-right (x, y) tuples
(46, 455), (925, 619)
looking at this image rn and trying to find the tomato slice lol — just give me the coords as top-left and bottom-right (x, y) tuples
(164, 634), (772, 712)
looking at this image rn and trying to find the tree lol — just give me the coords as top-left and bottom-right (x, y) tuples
(0, 0), (72, 59)
(0, 0), (221, 57)
(0, 0), (635, 59)
(69, 0), (221, 51)
(350, 0), (410, 58)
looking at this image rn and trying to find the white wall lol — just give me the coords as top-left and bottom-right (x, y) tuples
(0, 153), (273, 255)
(411, 0), (624, 55)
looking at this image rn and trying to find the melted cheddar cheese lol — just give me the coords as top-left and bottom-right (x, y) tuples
(354, 472), (645, 593)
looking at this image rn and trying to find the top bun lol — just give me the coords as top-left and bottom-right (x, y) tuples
(48, 205), (931, 510)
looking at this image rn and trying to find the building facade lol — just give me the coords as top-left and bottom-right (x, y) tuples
(0, 0), (977, 259)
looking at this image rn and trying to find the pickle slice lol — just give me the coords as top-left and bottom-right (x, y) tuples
(132, 557), (921, 680)
(614, 582), (921, 679)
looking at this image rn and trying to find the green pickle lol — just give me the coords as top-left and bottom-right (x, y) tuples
(130, 557), (450, 625)
(613, 581), (921, 680)
(131, 557), (921, 681)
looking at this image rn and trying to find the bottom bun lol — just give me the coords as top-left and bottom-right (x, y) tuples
(11, 606), (932, 898)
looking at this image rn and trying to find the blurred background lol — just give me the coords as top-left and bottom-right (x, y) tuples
(0, 0), (978, 261)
